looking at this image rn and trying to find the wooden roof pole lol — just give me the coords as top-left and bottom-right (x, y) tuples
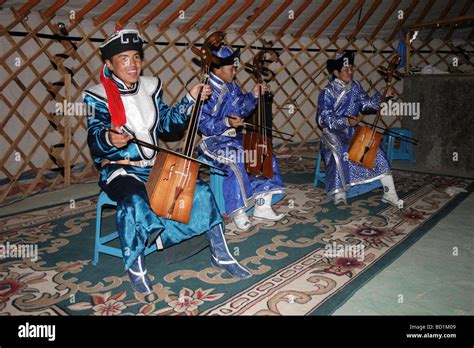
(348, 0), (381, 41)
(238, 0), (272, 35)
(257, 0), (293, 34)
(276, 0), (312, 37)
(158, 0), (194, 32)
(180, 0), (218, 33)
(219, 0), (254, 32)
(42, 0), (68, 19)
(411, 14), (474, 30)
(294, 0), (331, 38)
(413, 0), (436, 27)
(445, 0), (473, 41)
(368, 0), (401, 42)
(118, 0), (151, 26)
(16, 0), (41, 17)
(330, 0), (365, 41)
(75, 0), (101, 22)
(200, 0), (236, 32)
(138, 0), (172, 30)
(1, 0), (41, 35)
(387, 0), (419, 42)
(312, 0), (349, 39)
(424, 0), (455, 41)
(94, 0), (128, 26)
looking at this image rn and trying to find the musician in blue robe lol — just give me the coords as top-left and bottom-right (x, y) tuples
(84, 29), (251, 294)
(316, 51), (404, 208)
(198, 46), (286, 231)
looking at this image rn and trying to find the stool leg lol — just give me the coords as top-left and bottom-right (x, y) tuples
(93, 204), (102, 266)
(314, 152), (321, 187)
(387, 136), (394, 165)
(210, 169), (225, 214)
(409, 141), (414, 169)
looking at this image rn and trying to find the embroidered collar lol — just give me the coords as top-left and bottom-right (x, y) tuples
(332, 78), (352, 92)
(210, 72), (225, 90)
(111, 72), (139, 94)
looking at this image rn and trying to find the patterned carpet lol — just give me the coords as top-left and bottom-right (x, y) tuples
(0, 157), (472, 316)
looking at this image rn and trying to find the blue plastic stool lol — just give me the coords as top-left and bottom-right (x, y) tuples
(93, 191), (157, 266)
(198, 156), (226, 214)
(313, 150), (326, 187)
(382, 127), (415, 167)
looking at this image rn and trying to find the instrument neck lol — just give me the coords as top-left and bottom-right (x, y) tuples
(183, 71), (209, 157)
(371, 81), (391, 130)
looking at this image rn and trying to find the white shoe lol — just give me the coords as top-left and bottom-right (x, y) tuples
(253, 193), (285, 221)
(381, 195), (404, 209)
(334, 192), (347, 205)
(232, 212), (253, 231)
(253, 205), (285, 221)
(381, 175), (404, 209)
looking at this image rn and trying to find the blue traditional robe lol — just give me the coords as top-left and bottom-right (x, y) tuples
(198, 73), (285, 217)
(316, 78), (391, 199)
(84, 69), (223, 270)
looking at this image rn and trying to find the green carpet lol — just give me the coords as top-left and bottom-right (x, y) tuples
(0, 157), (472, 315)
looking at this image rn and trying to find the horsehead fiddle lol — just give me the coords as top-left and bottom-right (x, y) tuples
(347, 54), (411, 169)
(242, 47), (293, 179)
(143, 31), (225, 224)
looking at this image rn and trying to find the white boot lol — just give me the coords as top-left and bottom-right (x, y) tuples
(253, 193), (285, 221)
(232, 211), (253, 231)
(381, 175), (404, 209)
(334, 191), (347, 205)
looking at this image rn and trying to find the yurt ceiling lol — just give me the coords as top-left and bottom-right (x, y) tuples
(1, 0), (473, 39)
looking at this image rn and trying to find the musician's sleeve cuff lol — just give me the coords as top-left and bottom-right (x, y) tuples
(103, 130), (115, 148)
(186, 92), (195, 103)
(224, 117), (231, 127)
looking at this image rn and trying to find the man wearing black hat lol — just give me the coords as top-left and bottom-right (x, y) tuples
(84, 29), (251, 294)
(197, 46), (286, 231)
(316, 51), (403, 208)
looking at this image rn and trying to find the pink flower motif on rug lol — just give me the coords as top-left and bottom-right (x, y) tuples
(0, 278), (27, 304)
(324, 257), (365, 277)
(166, 288), (224, 316)
(68, 291), (128, 316)
(400, 208), (429, 225)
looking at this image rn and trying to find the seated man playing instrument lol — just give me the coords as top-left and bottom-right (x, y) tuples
(316, 51), (404, 208)
(84, 28), (251, 294)
(198, 45), (286, 231)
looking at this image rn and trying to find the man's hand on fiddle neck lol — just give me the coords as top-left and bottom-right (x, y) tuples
(189, 83), (212, 100)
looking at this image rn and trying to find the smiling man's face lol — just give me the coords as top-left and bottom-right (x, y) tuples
(106, 50), (142, 88)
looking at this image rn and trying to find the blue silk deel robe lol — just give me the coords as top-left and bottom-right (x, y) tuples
(84, 69), (223, 270)
(198, 73), (285, 217)
(316, 78), (391, 199)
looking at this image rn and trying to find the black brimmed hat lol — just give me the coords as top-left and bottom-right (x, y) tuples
(211, 45), (241, 68)
(99, 28), (144, 60)
(326, 51), (355, 74)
